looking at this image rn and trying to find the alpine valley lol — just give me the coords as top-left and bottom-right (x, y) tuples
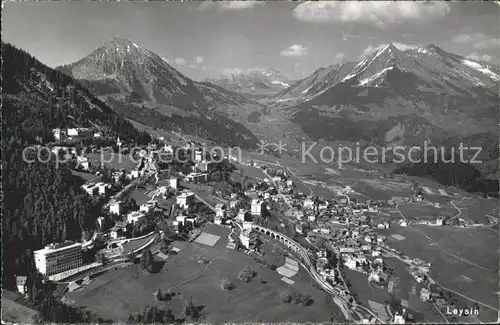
(58, 39), (498, 186)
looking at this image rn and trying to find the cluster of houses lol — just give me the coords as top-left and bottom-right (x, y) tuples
(52, 127), (99, 142)
(81, 182), (111, 196)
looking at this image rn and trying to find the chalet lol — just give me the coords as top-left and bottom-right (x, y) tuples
(176, 215), (187, 225)
(303, 198), (314, 208)
(184, 172), (208, 183)
(140, 202), (156, 213)
(110, 222), (127, 239)
(237, 209), (251, 222)
(127, 211), (146, 224)
(77, 156), (90, 170)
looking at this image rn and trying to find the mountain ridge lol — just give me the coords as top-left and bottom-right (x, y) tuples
(205, 67), (295, 95)
(57, 38), (265, 148)
(276, 43), (498, 137)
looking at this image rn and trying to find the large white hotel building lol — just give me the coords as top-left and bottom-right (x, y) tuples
(34, 242), (83, 276)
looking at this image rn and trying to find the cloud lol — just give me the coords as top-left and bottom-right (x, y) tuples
(334, 53), (345, 63)
(173, 57), (187, 65)
(359, 43), (419, 59)
(199, 1), (264, 11)
(451, 33), (500, 50)
(188, 64), (197, 69)
(467, 52), (494, 62)
(474, 38), (500, 50)
(293, 1), (450, 27)
(219, 1), (265, 10)
(451, 32), (486, 44)
(195, 56), (204, 64)
(280, 44), (308, 57)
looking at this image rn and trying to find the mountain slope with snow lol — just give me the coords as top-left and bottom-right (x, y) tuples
(276, 43), (498, 141)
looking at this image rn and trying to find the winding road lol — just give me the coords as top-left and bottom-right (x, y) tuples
(395, 203), (407, 221)
(446, 197), (469, 223)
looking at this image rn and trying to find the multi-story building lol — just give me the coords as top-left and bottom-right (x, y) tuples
(34, 242), (83, 276)
(109, 200), (123, 215)
(67, 128), (93, 138)
(177, 191), (194, 209)
(196, 161), (217, 172)
(184, 172), (208, 183)
(169, 177), (179, 189)
(237, 209), (251, 222)
(251, 199), (265, 216)
(194, 149), (204, 163)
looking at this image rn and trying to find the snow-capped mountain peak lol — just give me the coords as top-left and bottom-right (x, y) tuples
(274, 43), (499, 106)
(206, 67), (293, 95)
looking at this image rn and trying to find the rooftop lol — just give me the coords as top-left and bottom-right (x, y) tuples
(35, 241), (82, 254)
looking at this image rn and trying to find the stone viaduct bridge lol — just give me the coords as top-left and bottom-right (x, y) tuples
(251, 224), (303, 255)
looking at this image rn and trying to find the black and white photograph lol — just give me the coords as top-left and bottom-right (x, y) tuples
(2, 0), (499, 323)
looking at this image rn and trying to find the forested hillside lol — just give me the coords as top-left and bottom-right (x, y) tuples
(1, 42), (149, 288)
(2, 42), (151, 144)
(393, 155), (498, 196)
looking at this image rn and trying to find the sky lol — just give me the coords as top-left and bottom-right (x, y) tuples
(3, 1), (500, 80)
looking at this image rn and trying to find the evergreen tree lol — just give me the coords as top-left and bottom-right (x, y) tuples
(155, 288), (164, 301)
(140, 248), (154, 272)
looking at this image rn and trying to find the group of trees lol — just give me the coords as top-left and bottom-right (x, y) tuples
(325, 250), (338, 269)
(22, 271), (104, 322)
(1, 42), (153, 289)
(182, 296), (202, 322)
(155, 288), (175, 302)
(394, 156), (499, 197)
(237, 265), (257, 283)
(37, 293), (105, 323)
(127, 305), (176, 324)
(280, 290), (314, 306)
(3, 42), (151, 145)
(2, 144), (101, 288)
(220, 276), (235, 291)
